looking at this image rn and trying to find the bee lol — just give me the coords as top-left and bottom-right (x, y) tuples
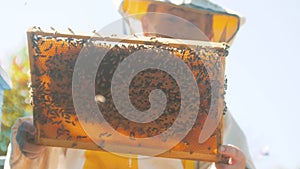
(92, 30), (101, 37)
(44, 43), (53, 52)
(68, 28), (75, 34)
(37, 27), (42, 32)
(77, 39), (86, 46)
(40, 40), (45, 45)
(182, 140), (190, 146)
(129, 132), (135, 138)
(71, 142), (78, 147)
(150, 36), (156, 40)
(55, 46), (58, 54)
(76, 135), (88, 139)
(50, 27), (56, 32)
(99, 132), (108, 138)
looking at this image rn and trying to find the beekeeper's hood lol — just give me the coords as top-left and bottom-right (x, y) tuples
(117, 0), (245, 44)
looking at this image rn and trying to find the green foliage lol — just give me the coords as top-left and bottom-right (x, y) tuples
(0, 47), (32, 154)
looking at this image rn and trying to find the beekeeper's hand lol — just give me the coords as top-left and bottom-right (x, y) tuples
(16, 120), (45, 159)
(216, 145), (246, 169)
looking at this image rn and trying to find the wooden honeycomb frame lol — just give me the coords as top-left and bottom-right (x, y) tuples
(27, 27), (229, 162)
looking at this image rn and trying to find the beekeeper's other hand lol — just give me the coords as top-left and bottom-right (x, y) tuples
(216, 145), (246, 169)
(16, 120), (45, 159)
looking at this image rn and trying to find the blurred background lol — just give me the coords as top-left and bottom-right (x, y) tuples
(0, 0), (299, 168)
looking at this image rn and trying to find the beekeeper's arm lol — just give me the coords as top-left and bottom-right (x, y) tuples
(4, 117), (66, 169)
(219, 112), (256, 169)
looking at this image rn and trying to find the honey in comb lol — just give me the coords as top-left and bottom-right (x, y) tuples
(28, 28), (228, 162)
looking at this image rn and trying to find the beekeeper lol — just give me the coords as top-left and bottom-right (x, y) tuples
(5, 0), (255, 169)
